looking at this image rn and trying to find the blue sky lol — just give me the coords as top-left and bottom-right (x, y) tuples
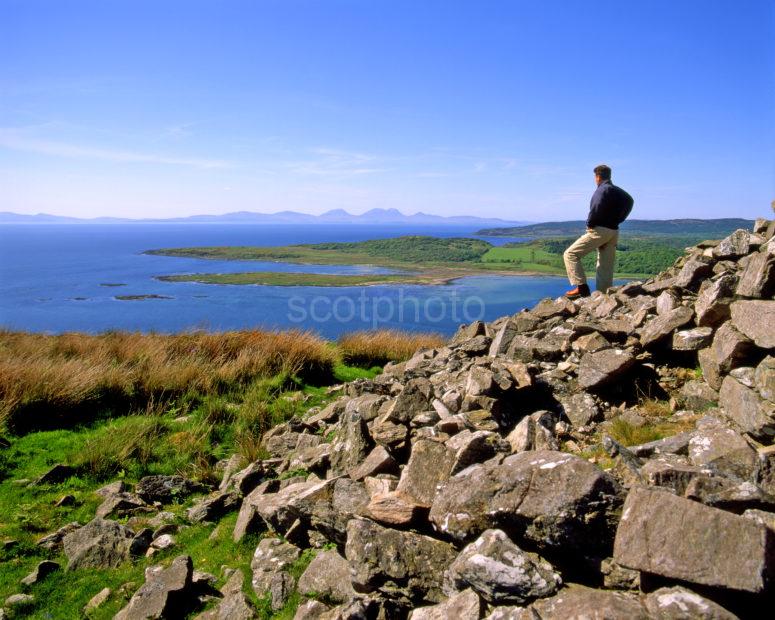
(2, 0), (773, 220)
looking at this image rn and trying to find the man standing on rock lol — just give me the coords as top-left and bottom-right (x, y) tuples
(563, 164), (634, 299)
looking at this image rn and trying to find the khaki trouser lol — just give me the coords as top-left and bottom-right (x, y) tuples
(563, 226), (619, 292)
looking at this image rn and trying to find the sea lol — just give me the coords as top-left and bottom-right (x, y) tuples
(0, 223), (613, 339)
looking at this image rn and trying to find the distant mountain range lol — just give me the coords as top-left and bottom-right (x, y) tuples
(0, 208), (529, 228)
(476, 218), (756, 237)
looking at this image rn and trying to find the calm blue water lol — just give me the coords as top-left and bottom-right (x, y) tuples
(0, 223), (588, 338)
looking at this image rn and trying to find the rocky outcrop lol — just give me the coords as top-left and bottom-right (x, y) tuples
(34, 219), (775, 618)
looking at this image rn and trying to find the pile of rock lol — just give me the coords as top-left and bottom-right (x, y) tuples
(15, 219), (774, 619)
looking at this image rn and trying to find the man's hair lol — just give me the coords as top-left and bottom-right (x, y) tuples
(594, 164), (612, 180)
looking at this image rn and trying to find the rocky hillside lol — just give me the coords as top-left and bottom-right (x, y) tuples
(5, 219), (774, 619)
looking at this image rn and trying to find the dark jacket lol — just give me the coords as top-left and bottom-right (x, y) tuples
(586, 180), (634, 230)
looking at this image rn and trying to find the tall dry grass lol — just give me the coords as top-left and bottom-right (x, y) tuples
(0, 329), (336, 433)
(338, 329), (446, 368)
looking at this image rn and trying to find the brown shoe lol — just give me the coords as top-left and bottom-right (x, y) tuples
(565, 284), (590, 299)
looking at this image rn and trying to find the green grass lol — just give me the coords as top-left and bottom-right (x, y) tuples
(0, 360), (383, 617)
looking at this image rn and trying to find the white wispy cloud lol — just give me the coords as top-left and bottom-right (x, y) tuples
(0, 128), (231, 169)
(283, 147), (386, 177)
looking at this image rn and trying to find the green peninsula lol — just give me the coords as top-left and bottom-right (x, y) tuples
(157, 271), (450, 287)
(147, 234), (689, 284)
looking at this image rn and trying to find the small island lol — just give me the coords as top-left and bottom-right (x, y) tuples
(144, 233), (718, 286)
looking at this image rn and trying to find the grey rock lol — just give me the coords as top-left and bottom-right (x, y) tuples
(187, 491), (240, 523)
(410, 589), (483, 620)
(4, 593), (34, 609)
(232, 480), (279, 542)
(429, 451), (622, 556)
(577, 348), (636, 389)
(345, 517), (457, 603)
(444, 529), (560, 605)
(62, 517), (135, 570)
(696, 275), (736, 327)
(506, 335), (564, 362)
(297, 549), (356, 604)
(720, 375), (775, 440)
(639, 306), (694, 347)
(95, 492), (148, 519)
(613, 486), (775, 592)
(329, 411), (373, 476)
(229, 461), (270, 496)
(95, 480), (127, 497)
(452, 321), (486, 345)
(713, 229), (754, 258)
(643, 586), (740, 620)
(83, 587), (112, 614)
(136, 474), (203, 503)
(629, 432), (693, 458)
(348, 445), (398, 481)
(505, 416), (534, 453)
(36, 521), (81, 550)
(20, 560), (59, 586)
(730, 300), (775, 348)
(736, 251), (775, 298)
(688, 425), (758, 479)
(526, 585), (649, 619)
(196, 570), (256, 619)
(344, 394), (388, 422)
(560, 392), (600, 427)
(251, 538), (300, 597)
(366, 491), (423, 526)
(756, 356), (775, 402)
(571, 331), (610, 354)
(489, 320), (520, 357)
(600, 558), (640, 590)
(644, 465), (712, 505)
(115, 555), (194, 620)
(34, 463), (75, 485)
(255, 478), (369, 545)
(698, 347), (724, 391)
(685, 477), (775, 513)
(386, 378), (433, 424)
(710, 322), (755, 374)
(446, 429), (510, 474)
(672, 327), (713, 351)
(675, 258), (713, 289)
(656, 290), (680, 315)
(676, 380), (718, 410)
(287, 443), (331, 474)
(395, 439), (456, 508)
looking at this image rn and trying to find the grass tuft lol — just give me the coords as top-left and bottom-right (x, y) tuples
(338, 329), (445, 368)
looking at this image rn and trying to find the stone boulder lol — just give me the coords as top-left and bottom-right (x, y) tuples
(115, 555), (195, 620)
(429, 451), (622, 556)
(639, 306), (694, 347)
(444, 529), (560, 605)
(613, 486), (775, 593)
(297, 549), (357, 604)
(720, 375), (775, 440)
(136, 475), (203, 503)
(736, 251), (775, 298)
(410, 589), (483, 620)
(62, 518), (135, 570)
(395, 440), (456, 509)
(345, 517), (457, 603)
(329, 411), (373, 476)
(730, 300), (775, 348)
(577, 348), (636, 390)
